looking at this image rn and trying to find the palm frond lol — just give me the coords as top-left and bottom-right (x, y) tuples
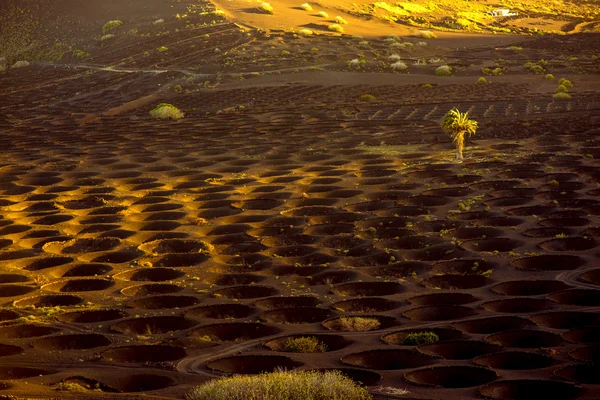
(441, 108), (478, 137)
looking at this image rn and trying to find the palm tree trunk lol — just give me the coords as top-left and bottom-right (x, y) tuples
(455, 132), (465, 161)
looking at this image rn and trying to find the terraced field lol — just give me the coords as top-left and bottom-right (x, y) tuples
(0, 0), (600, 399)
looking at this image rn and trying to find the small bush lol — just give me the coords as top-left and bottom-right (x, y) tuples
(258, 2), (274, 14)
(317, 11), (329, 18)
(555, 84), (569, 93)
(11, 60), (30, 69)
(298, 29), (314, 36)
(358, 94), (376, 102)
(283, 337), (327, 353)
(435, 65), (453, 76)
(391, 61), (408, 71)
(553, 92), (571, 99)
(389, 54), (401, 61)
(100, 34), (115, 42)
(482, 67), (505, 76)
(335, 16), (349, 25)
(507, 46), (523, 51)
(545, 74), (555, 80)
(390, 42), (414, 52)
(300, 3), (313, 11)
(54, 382), (92, 392)
(477, 77), (487, 84)
(72, 49), (90, 58)
(347, 58), (366, 69)
(173, 85), (183, 93)
(153, 19), (165, 25)
(335, 317), (380, 331)
(150, 103), (184, 120)
(402, 332), (440, 345)
(558, 78), (573, 88)
(102, 20), (123, 32)
(328, 23), (344, 33)
(185, 370), (372, 400)
(524, 62), (545, 74)
(415, 30), (437, 39)
(422, 83), (433, 89)
(157, 46), (169, 53)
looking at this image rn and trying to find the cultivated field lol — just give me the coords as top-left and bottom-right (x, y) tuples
(0, 0), (600, 399)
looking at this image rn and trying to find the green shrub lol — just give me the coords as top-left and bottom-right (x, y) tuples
(553, 92), (571, 99)
(391, 61), (408, 71)
(545, 74), (555, 80)
(150, 103), (184, 120)
(415, 30), (437, 39)
(185, 370), (372, 400)
(435, 65), (453, 76)
(317, 11), (329, 18)
(328, 23), (344, 33)
(477, 77), (487, 84)
(300, 3), (313, 11)
(507, 46), (523, 51)
(100, 34), (115, 42)
(102, 20), (123, 33)
(258, 2), (274, 14)
(481, 67), (505, 76)
(72, 49), (90, 58)
(335, 16), (348, 25)
(555, 84), (569, 93)
(157, 46), (169, 52)
(390, 42), (414, 52)
(402, 332), (440, 345)
(358, 94), (376, 102)
(283, 337), (327, 353)
(422, 83), (433, 89)
(558, 78), (573, 88)
(523, 62), (545, 74)
(298, 29), (313, 36)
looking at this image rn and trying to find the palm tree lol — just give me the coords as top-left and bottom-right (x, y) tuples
(441, 108), (478, 162)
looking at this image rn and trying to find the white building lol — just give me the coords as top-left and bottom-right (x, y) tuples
(489, 9), (517, 17)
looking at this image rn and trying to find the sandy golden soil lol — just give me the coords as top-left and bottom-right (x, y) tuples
(0, 1), (600, 399)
